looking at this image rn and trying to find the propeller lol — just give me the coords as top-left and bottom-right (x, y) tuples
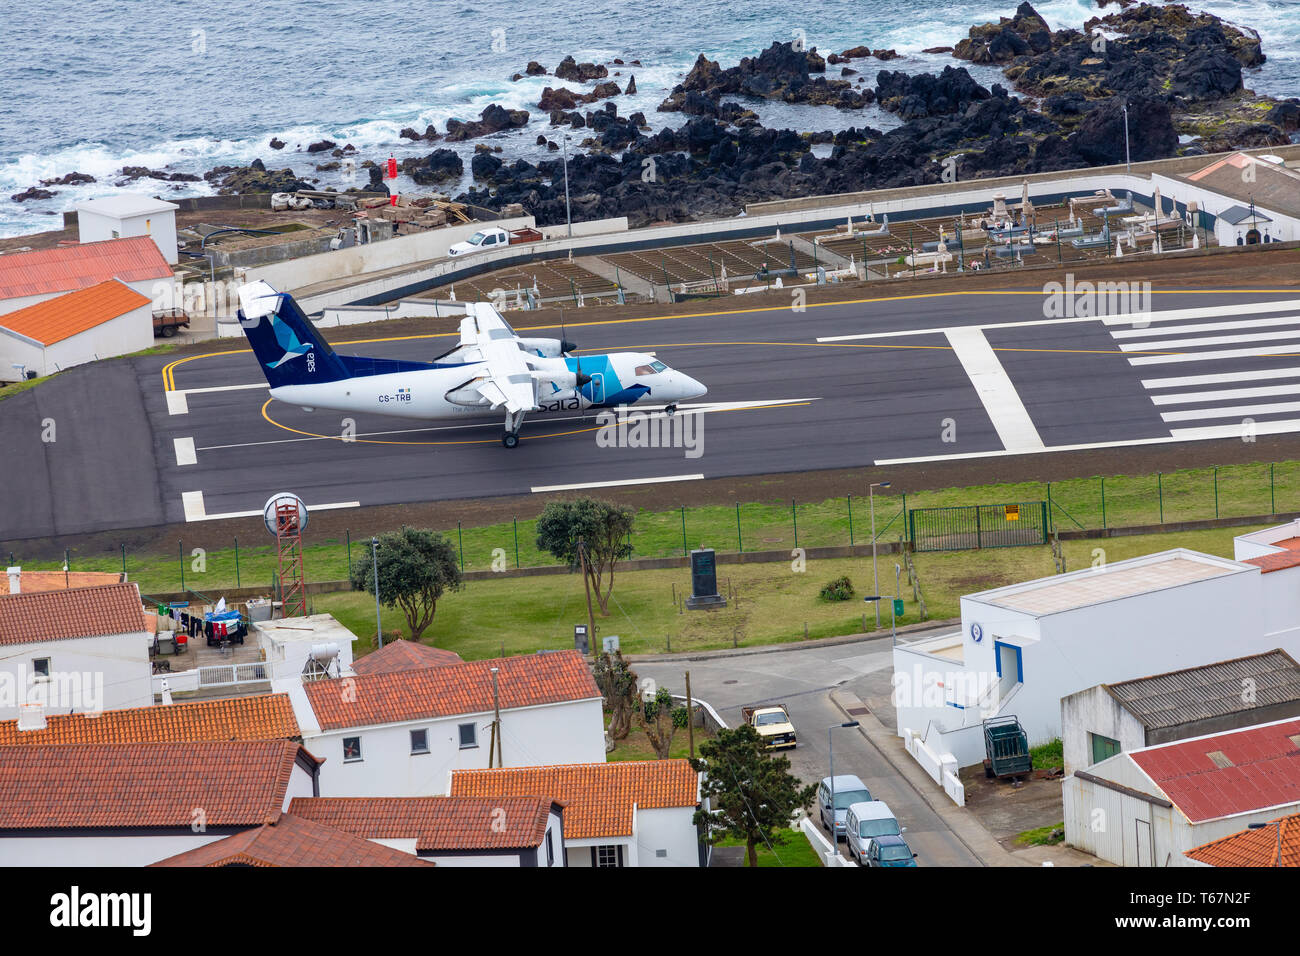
(560, 307), (592, 388)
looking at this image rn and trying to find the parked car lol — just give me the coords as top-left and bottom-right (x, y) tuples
(817, 775), (872, 841)
(863, 833), (917, 867)
(447, 226), (543, 257)
(844, 801), (905, 864)
(741, 703), (796, 749)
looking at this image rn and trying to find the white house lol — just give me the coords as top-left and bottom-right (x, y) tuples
(74, 194), (180, 264)
(256, 614), (358, 683)
(289, 795), (567, 867)
(291, 648), (606, 797)
(0, 279), (153, 381)
(0, 580), (153, 719)
(1062, 716), (1300, 866)
(1156, 152), (1300, 246)
(1060, 649), (1300, 775)
(0, 236), (172, 317)
(892, 548), (1297, 768)
(449, 760), (705, 867)
(0, 740), (321, 867)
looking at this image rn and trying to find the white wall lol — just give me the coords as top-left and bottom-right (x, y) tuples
(636, 806), (700, 867)
(1060, 684), (1148, 775)
(305, 697), (605, 798)
(79, 209), (179, 265)
(0, 631), (153, 721)
(1151, 171), (1299, 246)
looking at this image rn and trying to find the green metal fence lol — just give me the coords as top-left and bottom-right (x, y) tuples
(908, 502), (1049, 552)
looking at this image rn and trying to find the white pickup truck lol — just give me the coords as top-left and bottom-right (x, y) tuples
(447, 226), (543, 257)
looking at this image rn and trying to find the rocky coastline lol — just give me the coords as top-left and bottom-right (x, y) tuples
(14, 3), (1299, 231)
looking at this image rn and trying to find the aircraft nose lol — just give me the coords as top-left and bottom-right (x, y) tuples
(679, 373), (707, 400)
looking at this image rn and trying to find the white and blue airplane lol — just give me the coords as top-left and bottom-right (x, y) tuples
(236, 280), (707, 447)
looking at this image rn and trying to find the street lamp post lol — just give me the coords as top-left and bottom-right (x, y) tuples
(561, 135), (573, 240)
(869, 481), (891, 627)
(371, 536), (383, 648)
(1248, 821), (1283, 866)
(1121, 101), (1131, 175)
(827, 720), (860, 859)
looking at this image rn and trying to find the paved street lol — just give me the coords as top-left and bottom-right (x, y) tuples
(635, 634), (982, 867)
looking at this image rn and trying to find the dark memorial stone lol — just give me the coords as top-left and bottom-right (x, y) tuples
(686, 548), (727, 609)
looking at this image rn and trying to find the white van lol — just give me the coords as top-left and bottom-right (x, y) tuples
(845, 801), (904, 864)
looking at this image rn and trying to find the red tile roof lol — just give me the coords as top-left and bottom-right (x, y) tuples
(1184, 812), (1300, 867)
(0, 740), (319, 829)
(0, 279), (151, 346)
(0, 237), (171, 301)
(450, 760), (698, 839)
(1130, 718), (1300, 823)
(150, 813), (434, 867)
(7, 570), (124, 592)
(351, 639), (463, 676)
(304, 649), (600, 730)
(290, 795), (557, 850)
(1243, 551), (1300, 574)
(0, 581), (147, 646)
(0, 694), (300, 746)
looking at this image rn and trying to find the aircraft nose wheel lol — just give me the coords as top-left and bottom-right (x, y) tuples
(502, 431), (520, 448)
(665, 404), (677, 417)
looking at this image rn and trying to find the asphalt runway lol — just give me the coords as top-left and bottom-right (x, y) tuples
(5, 287), (1300, 541)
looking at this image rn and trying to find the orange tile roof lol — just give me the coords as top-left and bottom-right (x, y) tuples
(289, 795), (558, 851)
(7, 570), (123, 593)
(0, 237), (170, 300)
(304, 649), (600, 730)
(450, 760), (698, 840)
(0, 740), (318, 829)
(0, 694), (300, 746)
(1185, 812), (1300, 867)
(0, 279), (151, 347)
(1243, 551), (1300, 574)
(0, 581), (146, 646)
(351, 638), (464, 676)
(150, 813), (434, 867)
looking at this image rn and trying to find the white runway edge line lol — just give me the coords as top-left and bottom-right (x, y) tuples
(944, 327), (1045, 453)
(173, 437), (196, 467)
(531, 474), (705, 493)
(181, 491), (360, 522)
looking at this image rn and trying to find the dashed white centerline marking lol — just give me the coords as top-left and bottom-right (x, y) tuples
(532, 474), (704, 493)
(166, 391), (188, 415)
(174, 437), (196, 466)
(944, 326), (1044, 453)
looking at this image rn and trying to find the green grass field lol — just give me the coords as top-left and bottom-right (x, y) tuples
(715, 827), (822, 867)
(12, 458), (1297, 598)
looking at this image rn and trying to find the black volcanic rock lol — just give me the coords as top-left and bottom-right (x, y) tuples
(1067, 95), (1177, 164)
(401, 148), (464, 185)
(445, 104), (530, 141)
(876, 66), (990, 118)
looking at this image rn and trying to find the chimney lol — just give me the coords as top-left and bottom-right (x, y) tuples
(6, 567), (19, 595)
(17, 704), (45, 732)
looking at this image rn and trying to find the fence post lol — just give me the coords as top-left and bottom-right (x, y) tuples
(234, 536), (241, 588)
(179, 540), (185, 592)
(120, 543), (126, 577)
(847, 495), (854, 547)
(735, 502), (742, 553)
(901, 493), (907, 545)
(346, 529), (352, 572)
(792, 499), (798, 550)
(1157, 473), (1163, 523)
(680, 507), (687, 557)
(1214, 467), (1219, 519)
(1100, 477), (1107, 529)
(513, 517), (520, 569)
(1047, 482), (1052, 534)
(1271, 463), (1276, 515)
(458, 521), (464, 572)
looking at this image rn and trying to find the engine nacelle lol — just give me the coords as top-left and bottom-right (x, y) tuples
(517, 337), (574, 357)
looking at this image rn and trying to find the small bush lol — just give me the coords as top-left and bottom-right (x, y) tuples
(819, 575), (854, 602)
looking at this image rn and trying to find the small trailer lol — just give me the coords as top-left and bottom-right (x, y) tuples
(982, 715), (1032, 781)
(152, 309), (190, 338)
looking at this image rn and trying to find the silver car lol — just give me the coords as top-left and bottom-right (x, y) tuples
(817, 775), (872, 841)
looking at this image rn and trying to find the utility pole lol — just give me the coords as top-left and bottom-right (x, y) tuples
(371, 537), (383, 647)
(561, 134), (573, 239)
(579, 537), (596, 654)
(489, 666), (503, 767)
(685, 670), (695, 759)
(1122, 101), (1131, 175)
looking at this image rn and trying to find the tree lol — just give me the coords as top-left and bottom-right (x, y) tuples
(349, 527), (462, 642)
(691, 725), (817, 868)
(591, 650), (638, 740)
(535, 498), (633, 615)
(637, 685), (688, 759)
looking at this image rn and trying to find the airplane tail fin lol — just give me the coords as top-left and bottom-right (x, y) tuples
(236, 281), (350, 389)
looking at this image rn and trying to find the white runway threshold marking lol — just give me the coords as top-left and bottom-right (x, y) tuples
(180, 491), (361, 522)
(166, 391), (188, 415)
(944, 327), (1044, 453)
(531, 474), (705, 493)
(173, 437), (197, 466)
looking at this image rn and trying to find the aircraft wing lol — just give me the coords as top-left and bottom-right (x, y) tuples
(471, 336), (539, 413)
(457, 302), (518, 355)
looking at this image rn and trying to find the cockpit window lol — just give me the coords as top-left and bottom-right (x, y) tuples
(634, 364), (655, 376)
(650, 360), (667, 372)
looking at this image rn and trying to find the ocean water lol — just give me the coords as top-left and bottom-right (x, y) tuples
(1, 0), (1297, 237)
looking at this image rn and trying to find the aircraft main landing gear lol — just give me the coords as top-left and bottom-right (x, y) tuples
(665, 404), (677, 417)
(502, 431), (520, 448)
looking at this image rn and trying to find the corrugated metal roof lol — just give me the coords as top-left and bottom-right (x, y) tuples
(0, 236), (170, 300)
(0, 279), (150, 346)
(1108, 650), (1300, 730)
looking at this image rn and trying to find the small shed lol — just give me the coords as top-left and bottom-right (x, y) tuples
(0, 279), (152, 381)
(75, 194), (180, 264)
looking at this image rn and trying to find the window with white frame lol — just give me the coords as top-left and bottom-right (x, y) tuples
(458, 722), (478, 749)
(343, 736), (363, 762)
(410, 729), (429, 754)
(32, 658), (50, 680)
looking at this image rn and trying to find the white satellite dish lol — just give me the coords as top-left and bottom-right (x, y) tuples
(263, 492), (309, 537)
